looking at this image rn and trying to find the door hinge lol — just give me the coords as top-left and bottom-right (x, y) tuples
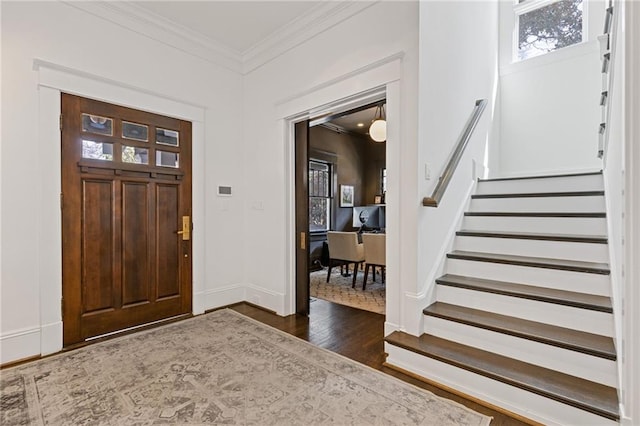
(60, 193), (64, 210)
(61, 298), (64, 317)
(59, 114), (63, 131)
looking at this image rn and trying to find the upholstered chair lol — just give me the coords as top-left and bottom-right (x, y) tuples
(326, 231), (365, 288)
(362, 233), (386, 290)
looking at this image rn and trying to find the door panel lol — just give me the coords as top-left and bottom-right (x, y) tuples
(156, 184), (181, 299)
(295, 120), (310, 315)
(62, 93), (192, 346)
(121, 181), (150, 306)
(81, 179), (115, 314)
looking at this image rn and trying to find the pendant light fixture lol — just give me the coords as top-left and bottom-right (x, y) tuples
(369, 103), (386, 142)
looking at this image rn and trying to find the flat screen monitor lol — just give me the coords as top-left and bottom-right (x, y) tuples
(353, 205), (385, 229)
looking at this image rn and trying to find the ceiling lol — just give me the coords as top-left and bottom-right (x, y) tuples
(327, 106), (382, 137)
(130, 1), (324, 53)
(126, 1), (384, 136)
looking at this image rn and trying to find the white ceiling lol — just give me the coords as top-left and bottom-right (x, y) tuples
(87, 1), (374, 73)
(329, 106), (380, 136)
(130, 1), (324, 53)
(125, 0), (384, 133)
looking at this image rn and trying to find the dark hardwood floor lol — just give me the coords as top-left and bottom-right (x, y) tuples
(229, 299), (534, 426)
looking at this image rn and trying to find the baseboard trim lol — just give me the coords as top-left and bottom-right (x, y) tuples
(245, 284), (286, 315)
(2, 285), (277, 366)
(0, 354), (42, 369)
(0, 326), (40, 365)
(195, 285), (245, 313)
(384, 320), (401, 336)
(209, 301), (279, 316)
(382, 361), (542, 426)
(402, 291), (428, 335)
(40, 321), (63, 357)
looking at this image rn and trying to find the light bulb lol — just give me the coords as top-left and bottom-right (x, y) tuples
(369, 119), (386, 142)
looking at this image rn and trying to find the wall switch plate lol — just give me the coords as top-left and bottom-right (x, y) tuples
(424, 163), (431, 180)
(217, 185), (232, 196)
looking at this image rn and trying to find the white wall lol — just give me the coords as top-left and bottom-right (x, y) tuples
(241, 1), (419, 333)
(609, 3), (640, 423)
(0, 2), (3, 364)
(415, 1), (499, 334)
(0, 0), (447, 365)
(496, 0), (606, 176)
(0, 1), (244, 364)
(622, 2), (640, 423)
(601, 0), (624, 412)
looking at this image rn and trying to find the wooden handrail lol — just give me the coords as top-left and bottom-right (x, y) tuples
(423, 99), (487, 207)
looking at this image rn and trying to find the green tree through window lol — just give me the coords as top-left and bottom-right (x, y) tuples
(517, 0), (583, 60)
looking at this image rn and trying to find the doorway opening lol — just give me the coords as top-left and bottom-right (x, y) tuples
(295, 100), (387, 318)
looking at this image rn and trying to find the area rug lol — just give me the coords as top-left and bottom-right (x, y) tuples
(311, 268), (385, 315)
(0, 309), (490, 426)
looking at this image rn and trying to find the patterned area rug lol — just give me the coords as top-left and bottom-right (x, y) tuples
(1, 310), (491, 426)
(310, 267), (385, 315)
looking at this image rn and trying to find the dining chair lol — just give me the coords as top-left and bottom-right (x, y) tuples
(362, 233), (385, 290)
(326, 231), (365, 288)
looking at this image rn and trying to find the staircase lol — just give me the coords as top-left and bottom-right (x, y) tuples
(385, 171), (620, 425)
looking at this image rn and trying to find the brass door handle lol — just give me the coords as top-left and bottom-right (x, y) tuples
(177, 216), (190, 240)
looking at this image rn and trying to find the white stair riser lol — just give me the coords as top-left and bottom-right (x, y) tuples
(385, 345), (619, 426)
(424, 316), (617, 387)
(436, 285), (615, 337)
(454, 236), (609, 263)
(476, 175), (604, 195)
(462, 216), (607, 236)
(470, 196), (605, 212)
(446, 258), (611, 296)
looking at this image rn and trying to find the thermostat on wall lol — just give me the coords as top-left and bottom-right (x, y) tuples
(217, 185), (232, 196)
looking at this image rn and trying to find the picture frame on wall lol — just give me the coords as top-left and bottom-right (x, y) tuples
(340, 185), (354, 207)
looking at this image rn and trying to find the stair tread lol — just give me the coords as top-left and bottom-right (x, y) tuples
(385, 331), (619, 420)
(478, 171), (603, 182)
(436, 274), (612, 312)
(472, 190), (604, 199)
(423, 302), (616, 359)
(447, 250), (610, 274)
(465, 212), (606, 218)
(456, 229), (607, 243)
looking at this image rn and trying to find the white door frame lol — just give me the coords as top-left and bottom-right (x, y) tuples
(34, 60), (206, 357)
(275, 54), (403, 329)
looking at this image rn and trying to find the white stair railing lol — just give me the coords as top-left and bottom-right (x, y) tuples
(598, 2), (616, 160)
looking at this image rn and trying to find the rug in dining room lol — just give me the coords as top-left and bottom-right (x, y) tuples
(310, 267), (385, 314)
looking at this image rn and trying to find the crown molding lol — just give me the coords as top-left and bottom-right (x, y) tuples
(62, 1), (243, 73)
(63, 1), (377, 76)
(241, 1), (378, 74)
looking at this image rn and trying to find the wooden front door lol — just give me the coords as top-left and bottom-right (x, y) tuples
(61, 94), (192, 346)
